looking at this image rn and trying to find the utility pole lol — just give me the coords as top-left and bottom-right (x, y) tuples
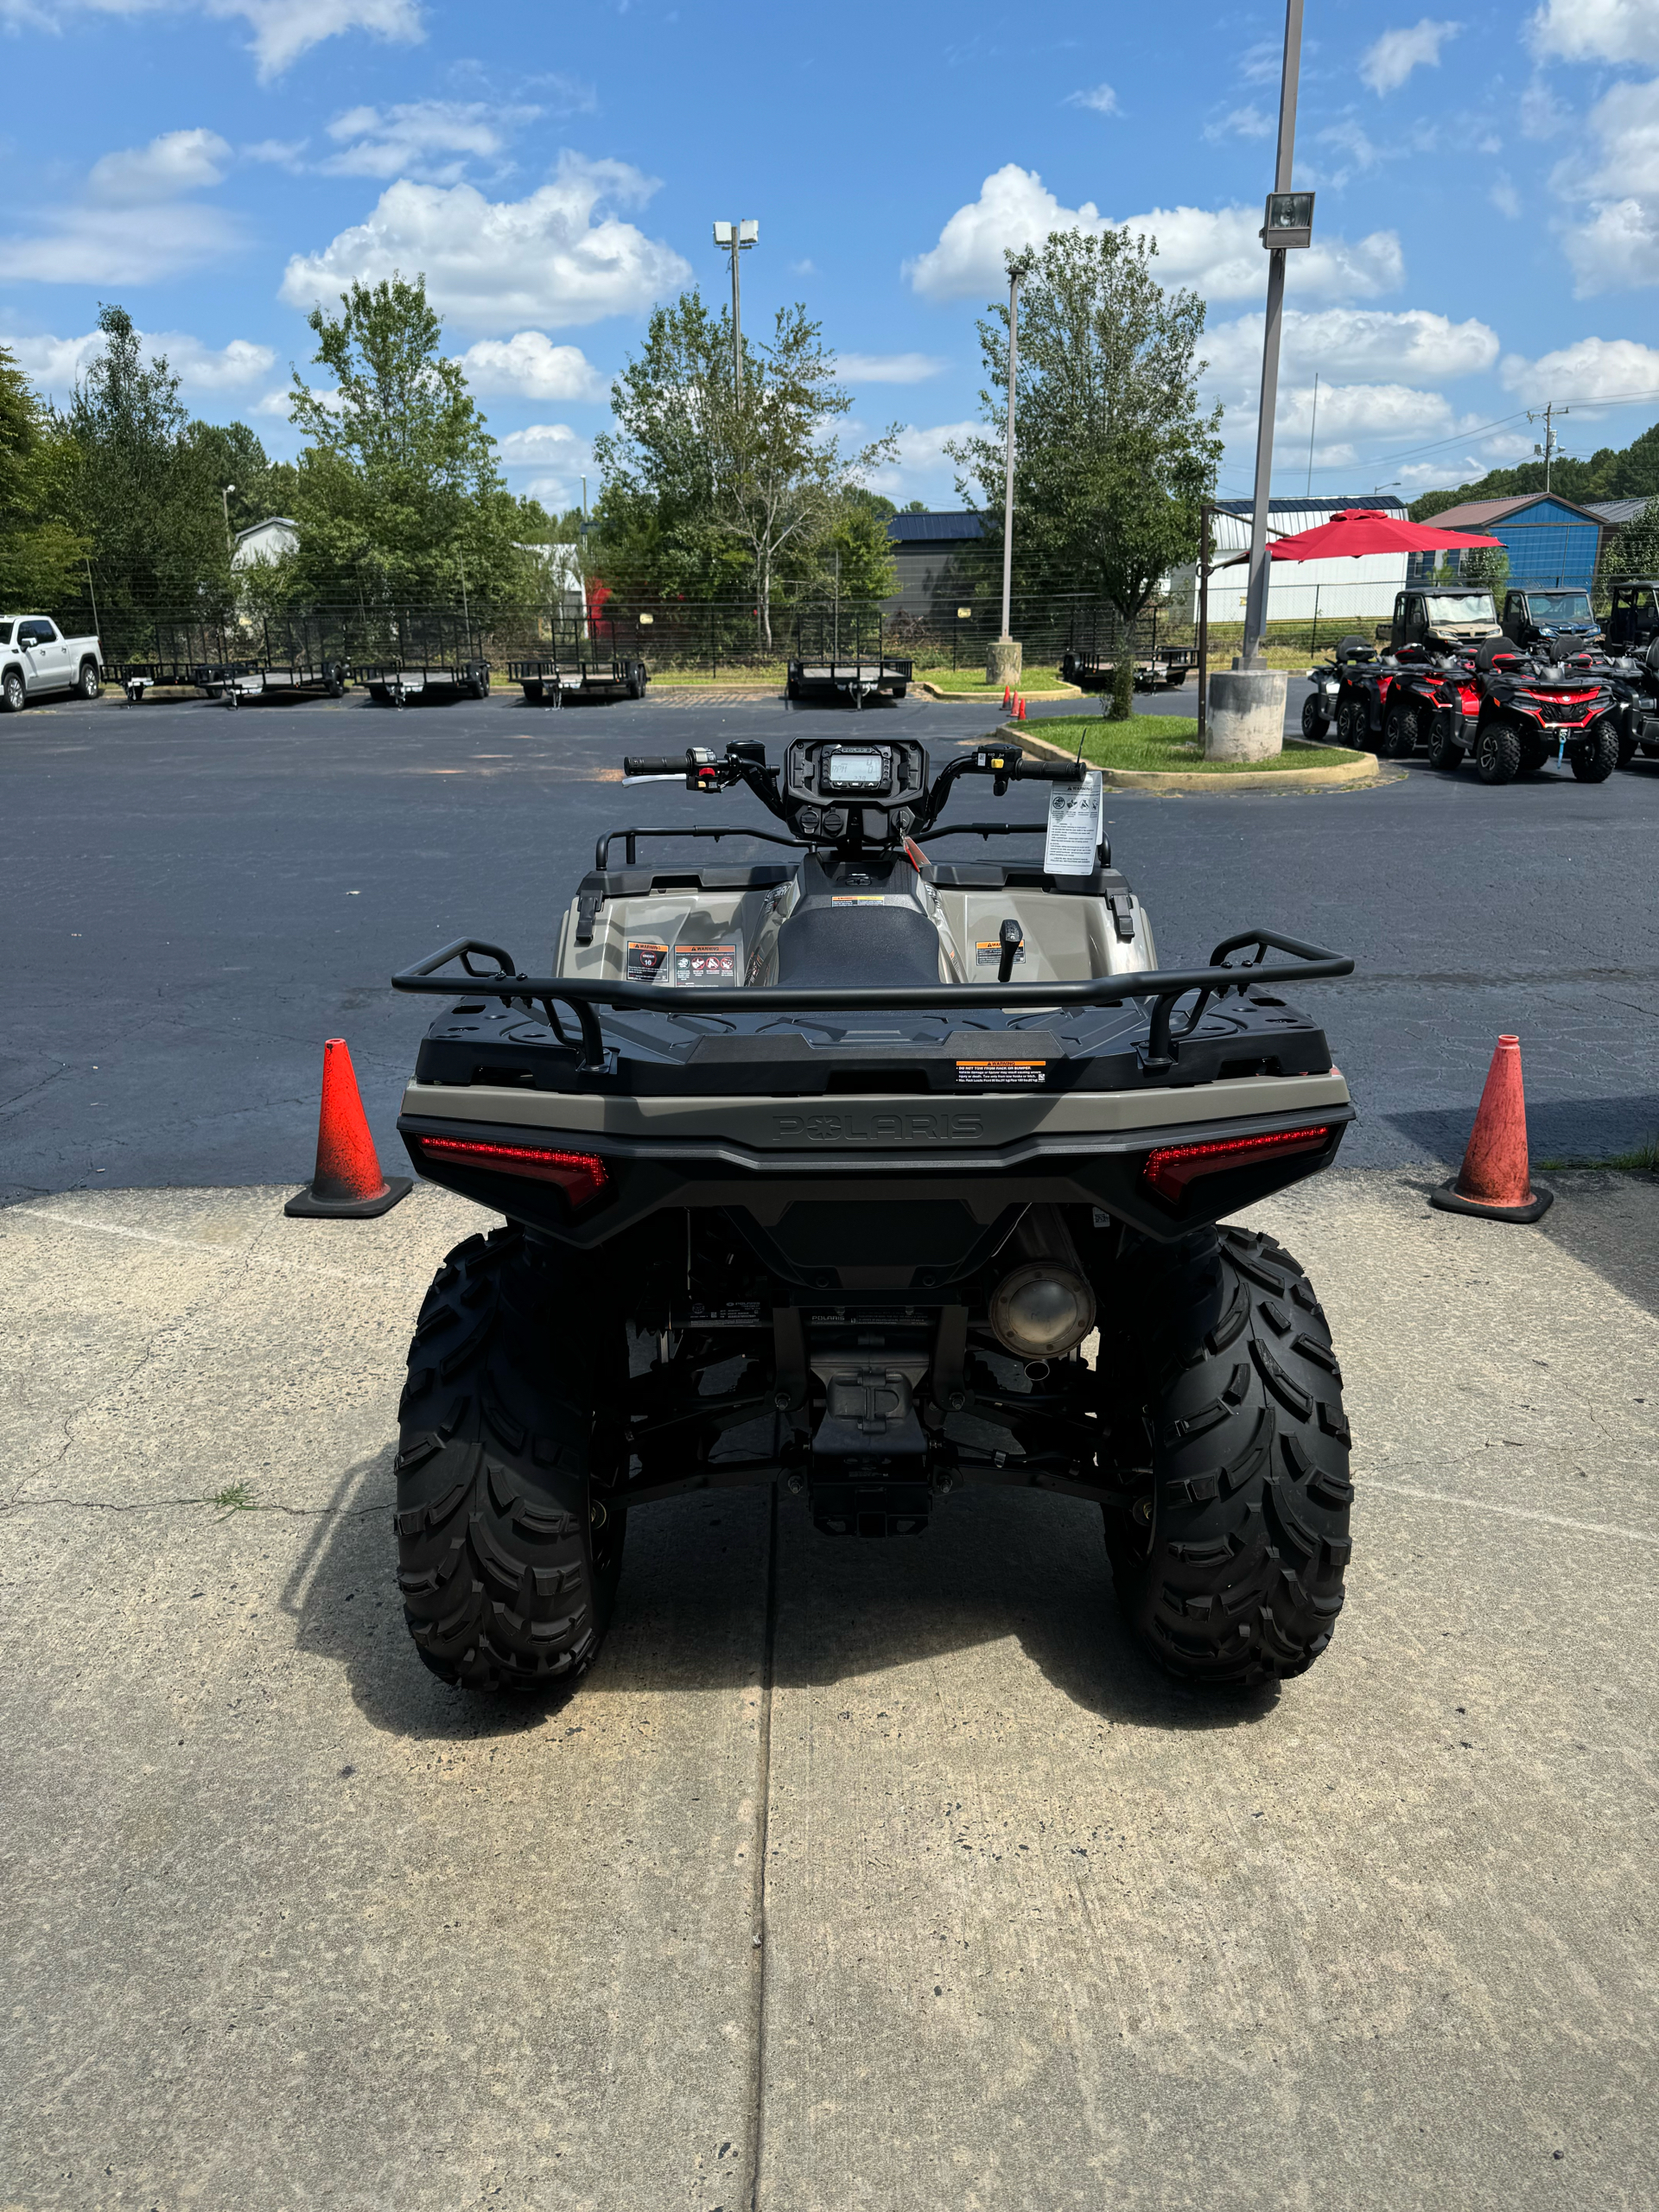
(1529, 401), (1568, 492)
(1241, 0), (1313, 666)
(713, 219), (758, 395)
(1305, 373), (1319, 499)
(995, 247), (1036, 685)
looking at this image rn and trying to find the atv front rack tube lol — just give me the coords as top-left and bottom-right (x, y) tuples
(594, 824), (811, 871)
(392, 931), (1354, 1075)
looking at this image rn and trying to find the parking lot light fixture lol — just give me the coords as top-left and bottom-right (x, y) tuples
(713, 219), (758, 395)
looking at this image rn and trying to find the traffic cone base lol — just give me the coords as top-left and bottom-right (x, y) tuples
(1427, 1033), (1552, 1224)
(286, 1038), (411, 1218)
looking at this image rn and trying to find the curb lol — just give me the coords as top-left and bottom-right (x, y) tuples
(1005, 722), (1393, 792)
(917, 679), (1083, 702)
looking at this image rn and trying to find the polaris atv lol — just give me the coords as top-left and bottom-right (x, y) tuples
(389, 734), (1357, 1697)
(1431, 640), (1620, 784)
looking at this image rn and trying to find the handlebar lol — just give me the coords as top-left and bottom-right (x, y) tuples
(1012, 757), (1085, 781)
(623, 753), (692, 777)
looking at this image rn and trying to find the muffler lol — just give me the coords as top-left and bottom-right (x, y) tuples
(988, 1205), (1096, 1358)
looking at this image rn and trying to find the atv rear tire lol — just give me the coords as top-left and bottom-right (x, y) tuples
(395, 1224), (627, 1693)
(1336, 699), (1370, 749)
(1380, 701), (1420, 758)
(1477, 720), (1522, 784)
(1572, 718), (1620, 783)
(1098, 1225), (1351, 1688)
(1300, 696), (1330, 741)
(1427, 718), (1465, 772)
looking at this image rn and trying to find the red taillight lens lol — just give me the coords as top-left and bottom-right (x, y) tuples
(413, 1136), (609, 1206)
(1142, 1125), (1332, 1203)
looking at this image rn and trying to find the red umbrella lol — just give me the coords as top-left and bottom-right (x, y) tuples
(1267, 507), (1504, 561)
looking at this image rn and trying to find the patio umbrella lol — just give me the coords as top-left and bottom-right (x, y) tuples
(1266, 507), (1504, 560)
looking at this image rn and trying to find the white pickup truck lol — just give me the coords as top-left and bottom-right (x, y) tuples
(0, 615), (103, 712)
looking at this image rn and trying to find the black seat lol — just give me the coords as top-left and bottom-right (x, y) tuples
(1334, 633), (1374, 665)
(773, 899), (945, 987)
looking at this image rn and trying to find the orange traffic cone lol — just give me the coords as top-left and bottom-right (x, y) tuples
(1017, 694), (1027, 721)
(1428, 1034), (1552, 1223)
(285, 1038), (412, 1217)
(1002, 683), (1011, 709)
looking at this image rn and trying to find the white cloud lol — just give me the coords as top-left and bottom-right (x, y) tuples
(0, 0), (423, 79)
(245, 137), (308, 166)
(1552, 78), (1659, 290)
(456, 331), (605, 401)
(1203, 306), (1499, 397)
(859, 420), (980, 502)
(280, 152), (691, 333)
(4, 324), (273, 396)
(253, 382), (340, 417)
(1063, 82), (1119, 114)
(321, 99), (535, 182)
(1500, 334), (1659, 400)
(4, 129), (239, 282)
(1491, 175), (1522, 218)
(1529, 0), (1659, 62)
(87, 125), (229, 198)
(496, 421), (592, 506)
(1276, 381), (1459, 443)
(1240, 39), (1282, 81)
(1205, 105), (1275, 142)
(903, 165), (1402, 303)
(836, 351), (949, 384)
(1521, 79), (1569, 137)
(1359, 18), (1460, 92)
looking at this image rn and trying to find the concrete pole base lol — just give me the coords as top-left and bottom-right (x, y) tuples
(987, 638), (1023, 685)
(1205, 668), (1286, 761)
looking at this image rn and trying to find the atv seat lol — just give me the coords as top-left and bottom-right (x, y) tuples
(1475, 639), (1523, 672)
(773, 898), (946, 987)
(1334, 633), (1375, 665)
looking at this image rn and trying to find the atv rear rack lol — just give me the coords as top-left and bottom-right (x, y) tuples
(393, 931), (1354, 1074)
(592, 820), (1056, 870)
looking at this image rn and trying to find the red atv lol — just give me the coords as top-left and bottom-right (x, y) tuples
(1301, 636), (1451, 760)
(1431, 642), (1621, 785)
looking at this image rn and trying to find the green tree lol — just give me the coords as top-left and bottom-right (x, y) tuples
(285, 273), (532, 610)
(69, 304), (232, 640)
(1459, 543), (1510, 594)
(955, 231), (1222, 715)
(0, 346), (88, 612)
(594, 289), (893, 643)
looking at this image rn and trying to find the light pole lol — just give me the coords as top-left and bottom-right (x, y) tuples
(995, 247), (1036, 688)
(221, 483), (236, 558)
(713, 219), (759, 395)
(1240, 0), (1313, 667)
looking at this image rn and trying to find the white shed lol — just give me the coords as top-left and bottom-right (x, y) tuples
(232, 516), (301, 570)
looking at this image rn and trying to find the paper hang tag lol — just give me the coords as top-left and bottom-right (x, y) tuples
(1042, 769), (1103, 876)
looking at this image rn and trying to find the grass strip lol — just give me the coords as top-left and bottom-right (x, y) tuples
(1028, 715), (1366, 774)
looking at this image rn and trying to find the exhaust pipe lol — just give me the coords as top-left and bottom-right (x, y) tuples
(988, 1205), (1096, 1359)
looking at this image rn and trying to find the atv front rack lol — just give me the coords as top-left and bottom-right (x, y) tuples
(393, 931), (1355, 1075)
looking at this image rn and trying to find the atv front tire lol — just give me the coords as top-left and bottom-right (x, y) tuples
(1572, 718), (1620, 783)
(395, 1225), (627, 1693)
(1100, 1225), (1352, 1688)
(1300, 696), (1330, 741)
(1427, 718), (1465, 772)
(1477, 720), (1522, 785)
(1380, 702), (1420, 759)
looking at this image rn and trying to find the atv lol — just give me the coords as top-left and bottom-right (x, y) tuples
(1300, 632), (1388, 742)
(389, 733), (1357, 1698)
(1431, 641), (1621, 784)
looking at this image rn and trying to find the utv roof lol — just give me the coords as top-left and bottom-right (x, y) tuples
(1411, 586), (1495, 596)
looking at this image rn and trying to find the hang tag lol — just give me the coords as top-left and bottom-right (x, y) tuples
(1042, 769), (1103, 876)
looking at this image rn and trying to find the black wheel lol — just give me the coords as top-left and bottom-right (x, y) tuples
(396, 1225), (628, 1694)
(1096, 1224), (1352, 1688)
(77, 659), (100, 700)
(1300, 696), (1330, 741)
(1476, 719), (1522, 784)
(1426, 715), (1464, 772)
(1379, 700), (1420, 758)
(1572, 716), (1620, 783)
(1335, 698), (1369, 749)
(1, 668), (25, 714)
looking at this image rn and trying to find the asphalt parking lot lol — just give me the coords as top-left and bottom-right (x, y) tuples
(2, 679), (1656, 1198)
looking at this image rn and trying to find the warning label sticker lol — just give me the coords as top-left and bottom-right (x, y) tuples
(956, 1059), (1046, 1086)
(830, 894), (894, 906)
(626, 938), (668, 982)
(672, 944), (737, 984)
(975, 938), (1026, 967)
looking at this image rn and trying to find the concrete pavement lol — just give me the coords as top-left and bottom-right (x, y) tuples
(3, 1166), (1654, 2209)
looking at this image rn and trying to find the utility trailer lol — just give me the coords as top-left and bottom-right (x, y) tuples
(787, 614), (912, 706)
(1060, 612), (1192, 692)
(106, 622), (249, 704)
(506, 618), (649, 706)
(205, 614), (353, 707)
(359, 613), (490, 707)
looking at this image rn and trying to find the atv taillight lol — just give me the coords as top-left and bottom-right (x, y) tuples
(413, 1135), (610, 1205)
(1142, 1125), (1333, 1201)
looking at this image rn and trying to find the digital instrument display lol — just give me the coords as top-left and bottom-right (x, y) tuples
(824, 748), (887, 791)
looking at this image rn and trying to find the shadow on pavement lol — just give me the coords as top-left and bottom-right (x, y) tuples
(283, 1456), (1278, 1740)
(1387, 1092), (1659, 1171)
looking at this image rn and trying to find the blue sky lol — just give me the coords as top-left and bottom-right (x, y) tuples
(3, 0), (1657, 515)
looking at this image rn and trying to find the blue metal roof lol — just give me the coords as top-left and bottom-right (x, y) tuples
(886, 511), (984, 543)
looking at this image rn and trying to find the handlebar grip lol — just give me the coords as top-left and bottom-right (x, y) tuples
(623, 754), (689, 776)
(1013, 758), (1085, 781)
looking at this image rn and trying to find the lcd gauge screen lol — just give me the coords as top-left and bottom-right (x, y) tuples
(824, 749), (885, 790)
